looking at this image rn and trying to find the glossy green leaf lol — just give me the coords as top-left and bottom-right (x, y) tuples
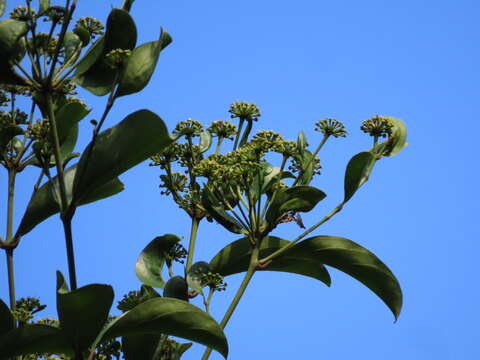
(164, 276), (189, 301)
(0, 19), (28, 60)
(0, 124), (23, 155)
(287, 235), (403, 319)
(344, 151), (376, 202)
(73, 109), (171, 204)
(297, 130), (307, 150)
(199, 129), (212, 153)
(186, 261), (210, 293)
(97, 297), (228, 358)
(74, 37), (105, 76)
(293, 149), (317, 185)
(210, 236), (331, 285)
(116, 28), (172, 97)
(15, 164), (124, 237)
(0, 324), (71, 358)
(39, 0), (50, 14)
(56, 271), (114, 352)
(75, 8), (137, 95)
(0, 1), (5, 17)
(266, 185), (326, 224)
(136, 234), (182, 288)
(122, 334), (162, 360)
(202, 186), (245, 234)
(0, 299), (13, 337)
(63, 32), (81, 62)
(73, 25), (90, 47)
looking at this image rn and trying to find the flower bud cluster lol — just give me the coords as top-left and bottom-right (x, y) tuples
(173, 118), (203, 138)
(315, 118), (348, 138)
(45, 6), (66, 23)
(177, 143), (203, 169)
(229, 101), (261, 122)
(0, 91), (8, 107)
(361, 115), (393, 138)
(159, 172), (188, 195)
(201, 271), (227, 291)
(105, 49), (132, 69)
(13, 297), (46, 323)
(117, 288), (157, 313)
(75, 17), (105, 39)
(289, 153), (322, 177)
(0, 109), (28, 126)
(208, 120), (237, 140)
(165, 243), (188, 264)
(150, 143), (181, 169)
(0, 85), (31, 96)
(10, 6), (36, 21)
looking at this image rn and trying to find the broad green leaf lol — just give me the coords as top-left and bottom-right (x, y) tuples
(63, 32), (81, 63)
(265, 185), (326, 225)
(297, 130), (307, 150)
(0, 19), (28, 60)
(0, 124), (23, 155)
(75, 8), (137, 95)
(97, 297), (228, 358)
(74, 37), (105, 76)
(116, 28), (172, 97)
(164, 276), (189, 301)
(0, 299), (13, 337)
(73, 109), (171, 204)
(343, 151), (376, 202)
(39, 0), (50, 13)
(0, 324), (71, 358)
(15, 164), (124, 237)
(286, 236), (402, 319)
(56, 271), (114, 352)
(0, 61), (27, 85)
(202, 186), (245, 234)
(136, 234), (182, 288)
(199, 130), (212, 153)
(122, 334), (162, 360)
(186, 261), (210, 293)
(0, 1), (5, 17)
(210, 236), (331, 285)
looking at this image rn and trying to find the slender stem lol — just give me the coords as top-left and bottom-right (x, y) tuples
(62, 218), (78, 290)
(233, 119), (244, 150)
(215, 137), (223, 154)
(5, 169), (16, 311)
(201, 246), (259, 360)
(5, 250), (15, 311)
(259, 202), (344, 264)
(185, 217), (200, 271)
(204, 287), (214, 313)
(293, 134), (329, 186)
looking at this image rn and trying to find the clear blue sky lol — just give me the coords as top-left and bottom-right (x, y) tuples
(1, 0), (479, 359)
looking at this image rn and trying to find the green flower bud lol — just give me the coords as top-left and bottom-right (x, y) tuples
(104, 48), (132, 69)
(201, 271), (227, 291)
(75, 17), (105, 39)
(208, 120), (237, 140)
(159, 172), (188, 195)
(360, 115), (393, 138)
(315, 118), (348, 138)
(10, 6), (36, 21)
(229, 101), (261, 122)
(173, 118), (203, 138)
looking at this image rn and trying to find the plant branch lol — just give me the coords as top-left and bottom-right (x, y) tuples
(293, 134), (329, 186)
(185, 217), (200, 271)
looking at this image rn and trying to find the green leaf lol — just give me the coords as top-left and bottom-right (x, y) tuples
(0, 1), (5, 17)
(164, 276), (189, 301)
(122, 334), (162, 360)
(75, 8), (137, 95)
(343, 151), (376, 202)
(73, 109), (171, 204)
(115, 28), (172, 97)
(0, 324), (71, 358)
(97, 297), (228, 358)
(0, 61), (27, 86)
(0, 124), (23, 155)
(199, 129), (212, 153)
(63, 32), (81, 62)
(0, 299), (13, 337)
(293, 149), (317, 185)
(56, 271), (114, 352)
(39, 0), (50, 14)
(0, 19), (28, 61)
(210, 236), (331, 285)
(73, 25), (90, 47)
(15, 164), (124, 237)
(297, 130), (307, 150)
(202, 186), (245, 234)
(265, 185), (326, 225)
(286, 236), (403, 319)
(186, 261), (210, 294)
(383, 116), (407, 156)
(136, 234), (182, 288)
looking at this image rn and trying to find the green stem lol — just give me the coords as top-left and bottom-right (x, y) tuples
(201, 246), (259, 360)
(293, 134), (329, 186)
(5, 168), (16, 311)
(185, 217), (200, 271)
(215, 137), (223, 154)
(233, 119), (244, 150)
(46, 93), (78, 290)
(204, 287), (214, 313)
(259, 202), (344, 264)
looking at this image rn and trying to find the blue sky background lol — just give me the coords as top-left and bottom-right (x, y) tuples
(1, 0), (479, 359)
